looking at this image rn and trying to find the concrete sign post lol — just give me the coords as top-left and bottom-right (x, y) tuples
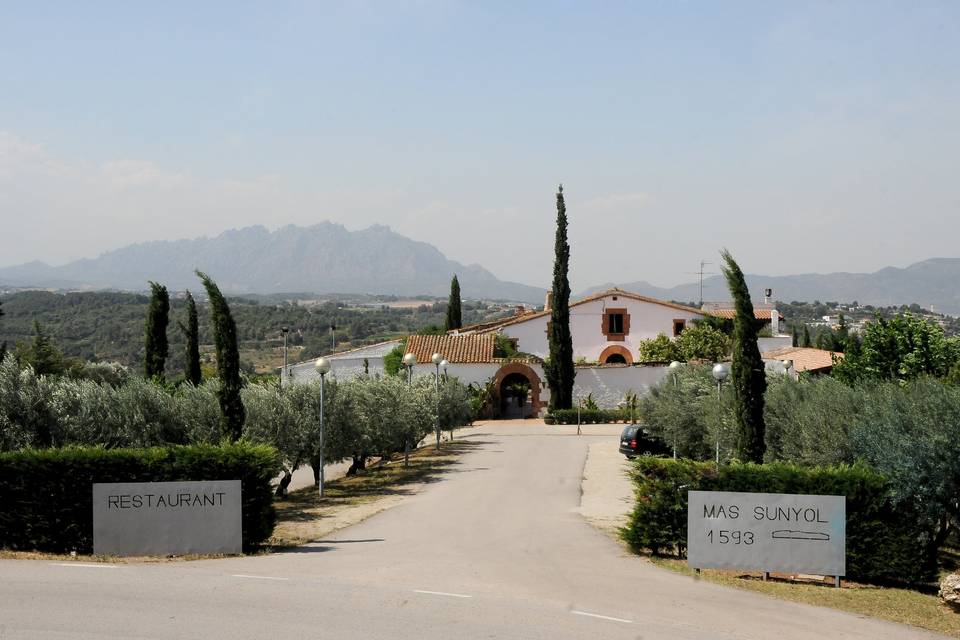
(93, 480), (242, 556)
(687, 491), (845, 581)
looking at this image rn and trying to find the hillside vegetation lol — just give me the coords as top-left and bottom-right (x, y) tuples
(0, 290), (507, 375)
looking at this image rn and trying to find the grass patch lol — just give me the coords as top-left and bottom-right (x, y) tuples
(267, 439), (484, 548)
(650, 557), (960, 637)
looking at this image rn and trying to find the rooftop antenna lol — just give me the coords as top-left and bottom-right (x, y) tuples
(686, 260), (714, 308)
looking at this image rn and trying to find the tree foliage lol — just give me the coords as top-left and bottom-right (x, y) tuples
(144, 282), (170, 380)
(832, 312), (959, 383)
(637, 334), (679, 363)
(196, 271), (245, 441)
(544, 185), (575, 410)
(720, 249), (766, 463)
(639, 324), (732, 363)
(16, 321), (66, 376)
(178, 290), (202, 386)
(445, 275), (462, 330)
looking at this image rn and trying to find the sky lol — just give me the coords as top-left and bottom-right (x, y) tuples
(1, 1), (958, 292)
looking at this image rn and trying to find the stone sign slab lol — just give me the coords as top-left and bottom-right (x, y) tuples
(687, 490), (845, 576)
(93, 480), (242, 556)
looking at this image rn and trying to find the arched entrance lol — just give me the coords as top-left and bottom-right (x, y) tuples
(599, 344), (634, 365)
(493, 363), (542, 419)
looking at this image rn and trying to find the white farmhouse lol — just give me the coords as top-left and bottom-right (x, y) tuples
(455, 288), (706, 365)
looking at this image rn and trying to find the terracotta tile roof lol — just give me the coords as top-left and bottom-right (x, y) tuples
(707, 308), (774, 320)
(454, 288), (704, 334)
(762, 347), (843, 372)
(405, 334), (496, 364)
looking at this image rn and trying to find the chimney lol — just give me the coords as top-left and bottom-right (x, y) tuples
(545, 291), (553, 312)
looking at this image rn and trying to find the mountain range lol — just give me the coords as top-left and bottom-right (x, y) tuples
(2, 224), (960, 313)
(0, 223), (546, 302)
(582, 258), (960, 314)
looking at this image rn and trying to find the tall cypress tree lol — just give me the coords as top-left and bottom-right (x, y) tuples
(196, 271), (245, 441)
(720, 249), (766, 463)
(0, 299), (6, 362)
(144, 281), (170, 380)
(445, 275), (462, 330)
(544, 184), (575, 410)
(178, 290), (202, 386)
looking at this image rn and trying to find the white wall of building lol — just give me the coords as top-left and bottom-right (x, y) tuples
(572, 365), (670, 409)
(502, 295), (704, 362)
(283, 340), (400, 386)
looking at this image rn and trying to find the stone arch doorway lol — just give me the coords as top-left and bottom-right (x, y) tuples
(599, 344), (634, 365)
(493, 363), (542, 419)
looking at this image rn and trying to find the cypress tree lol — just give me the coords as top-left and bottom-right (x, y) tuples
(720, 249), (766, 463)
(544, 184), (575, 410)
(26, 320), (65, 376)
(445, 275), (462, 330)
(0, 300), (6, 362)
(801, 324), (812, 348)
(196, 271), (245, 441)
(144, 281), (170, 380)
(178, 290), (202, 385)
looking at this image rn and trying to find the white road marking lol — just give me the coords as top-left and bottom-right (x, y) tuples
(571, 610), (633, 624)
(230, 574), (290, 581)
(50, 563), (118, 569)
(413, 589), (472, 599)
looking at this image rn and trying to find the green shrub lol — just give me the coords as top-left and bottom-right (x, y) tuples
(0, 442), (279, 554)
(622, 456), (936, 584)
(544, 408), (628, 424)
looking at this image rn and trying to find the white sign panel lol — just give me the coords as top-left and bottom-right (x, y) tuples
(687, 490), (845, 576)
(93, 480), (242, 556)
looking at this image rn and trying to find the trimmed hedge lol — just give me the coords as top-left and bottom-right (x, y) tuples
(0, 443), (279, 554)
(622, 457), (936, 584)
(545, 408), (632, 424)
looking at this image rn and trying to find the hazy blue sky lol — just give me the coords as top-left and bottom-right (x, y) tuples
(1, 1), (958, 291)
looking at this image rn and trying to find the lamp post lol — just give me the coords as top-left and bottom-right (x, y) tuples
(711, 363), (730, 465)
(402, 352), (416, 384)
(315, 357), (331, 497)
(440, 359), (449, 439)
(781, 359), (793, 377)
(668, 360), (681, 385)
(401, 353), (417, 466)
(668, 360), (682, 458)
(432, 353), (444, 449)
(280, 326), (289, 387)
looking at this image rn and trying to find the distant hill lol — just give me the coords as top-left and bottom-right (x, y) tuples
(0, 223), (546, 303)
(581, 258), (960, 315)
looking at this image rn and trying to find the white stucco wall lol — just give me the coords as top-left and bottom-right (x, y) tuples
(288, 353), (675, 413)
(757, 336), (793, 352)
(572, 365), (670, 409)
(283, 340), (400, 386)
(502, 295), (704, 362)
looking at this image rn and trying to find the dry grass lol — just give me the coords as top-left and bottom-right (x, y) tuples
(266, 439), (483, 548)
(651, 557), (960, 638)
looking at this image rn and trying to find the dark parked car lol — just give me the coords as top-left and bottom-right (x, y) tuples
(619, 425), (669, 458)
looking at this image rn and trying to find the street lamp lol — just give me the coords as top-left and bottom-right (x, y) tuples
(711, 363), (730, 465)
(440, 359), (450, 440)
(667, 361), (683, 458)
(668, 360), (681, 385)
(315, 356), (331, 497)
(401, 352), (417, 466)
(402, 352), (417, 384)
(781, 359), (793, 376)
(280, 326), (289, 387)
(432, 352), (443, 449)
